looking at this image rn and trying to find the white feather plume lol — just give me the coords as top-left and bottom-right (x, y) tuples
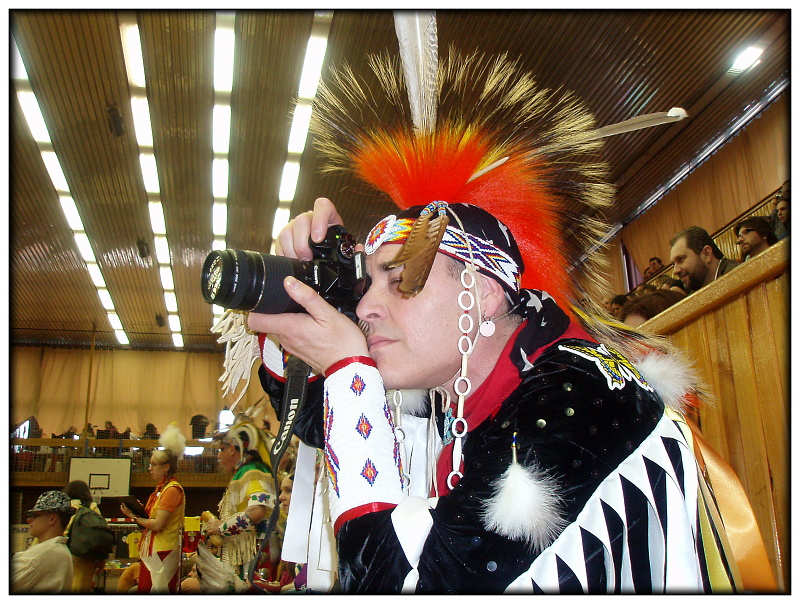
(481, 460), (566, 551)
(195, 541), (249, 593)
(388, 389), (429, 417)
(393, 10), (438, 134)
(159, 423), (186, 459)
(635, 350), (700, 414)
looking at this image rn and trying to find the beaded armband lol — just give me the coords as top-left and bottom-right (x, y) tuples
(219, 510), (256, 536)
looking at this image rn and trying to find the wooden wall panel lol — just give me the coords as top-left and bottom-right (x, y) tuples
(639, 240), (788, 589)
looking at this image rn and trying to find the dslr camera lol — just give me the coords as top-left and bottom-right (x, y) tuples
(201, 225), (369, 320)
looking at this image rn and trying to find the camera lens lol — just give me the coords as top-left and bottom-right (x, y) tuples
(201, 250), (305, 314)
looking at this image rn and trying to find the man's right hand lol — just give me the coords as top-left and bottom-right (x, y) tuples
(275, 197), (344, 260)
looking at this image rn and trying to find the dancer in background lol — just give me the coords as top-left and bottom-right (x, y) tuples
(121, 423), (186, 593)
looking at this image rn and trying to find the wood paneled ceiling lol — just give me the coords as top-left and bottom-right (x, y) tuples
(11, 10), (789, 352)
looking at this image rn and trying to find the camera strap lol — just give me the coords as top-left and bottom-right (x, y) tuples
(247, 355), (311, 589)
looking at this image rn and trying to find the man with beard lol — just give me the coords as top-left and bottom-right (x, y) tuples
(669, 226), (739, 293)
(734, 216), (776, 261)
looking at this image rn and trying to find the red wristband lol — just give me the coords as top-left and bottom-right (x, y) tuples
(324, 356), (377, 377)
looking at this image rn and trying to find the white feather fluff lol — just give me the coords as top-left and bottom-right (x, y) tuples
(159, 423), (186, 459)
(635, 350), (699, 413)
(481, 461), (566, 551)
(388, 389), (429, 417)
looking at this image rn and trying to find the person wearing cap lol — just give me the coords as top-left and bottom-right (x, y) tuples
(201, 417), (277, 587)
(119, 423), (186, 593)
(225, 50), (768, 593)
(12, 490), (74, 593)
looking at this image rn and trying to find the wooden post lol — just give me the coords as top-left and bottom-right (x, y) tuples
(82, 323), (96, 456)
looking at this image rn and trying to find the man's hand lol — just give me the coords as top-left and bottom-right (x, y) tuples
(275, 197), (343, 260)
(247, 276), (368, 375)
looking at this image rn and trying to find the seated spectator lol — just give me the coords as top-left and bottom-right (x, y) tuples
(103, 421), (120, 439)
(669, 226), (740, 293)
(619, 289), (687, 327)
(630, 283), (657, 298)
(142, 423), (159, 440)
(190, 415), (210, 439)
(609, 294), (628, 319)
(735, 216), (776, 261)
(642, 256), (664, 280)
(768, 188), (789, 240)
(12, 491), (74, 593)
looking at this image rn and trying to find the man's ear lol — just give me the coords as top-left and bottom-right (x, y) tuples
(478, 274), (507, 319)
(700, 244), (714, 263)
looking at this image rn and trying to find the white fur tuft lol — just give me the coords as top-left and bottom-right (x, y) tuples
(388, 389), (429, 417)
(481, 461), (566, 551)
(159, 423), (186, 459)
(635, 351), (700, 414)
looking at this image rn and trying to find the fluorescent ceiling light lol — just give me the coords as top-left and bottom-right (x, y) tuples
(120, 24), (146, 88)
(115, 330), (130, 345)
(74, 233), (96, 263)
(139, 153), (160, 193)
(184, 446), (204, 456)
(148, 201), (166, 234)
(287, 102), (312, 154)
(731, 46), (763, 73)
(213, 202), (227, 236)
(272, 207), (291, 238)
(168, 314), (181, 332)
(107, 313), (123, 330)
(212, 304), (224, 316)
(213, 104), (231, 153)
(212, 158), (229, 198)
(86, 263), (105, 287)
(214, 27), (235, 93)
(159, 266), (174, 290)
(154, 235), (170, 264)
(298, 35), (328, 99)
(130, 96), (153, 147)
(17, 91), (51, 143)
(12, 39), (28, 81)
(41, 151), (69, 192)
(97, 289), (114, 310)
(278, 160), (300, 201)
(164, 291), (178, 312)
(172, 333), (184, 348)
(59, 196), (84, 231)
(212, 238), (226, 251)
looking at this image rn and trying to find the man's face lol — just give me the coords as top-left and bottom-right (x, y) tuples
(736, 226), (768, 257)
(356, 244), (465, 390)
(670, 236), (708, 291)
(777, 200), (789, 224)
(217, 442), (240, 474)
(26, 511), (55, 540)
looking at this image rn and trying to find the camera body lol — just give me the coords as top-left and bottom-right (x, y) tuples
(201, 225), (369, 319)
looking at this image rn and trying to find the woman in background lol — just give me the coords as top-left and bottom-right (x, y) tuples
(120, 423), (186, 593)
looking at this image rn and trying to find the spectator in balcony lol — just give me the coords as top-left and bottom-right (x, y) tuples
(12, 490), (74, 593)
(642, 256), (664, 280)
(768, 189), (789, 241)
(103, 421), (120, 439)
(142, 423), (159, 440)
(609, 294), (628, 319)
(83, 423), (95, 438)
(120, 424), (186, 593)
(669, 226), (739, 293)
(619, 289), (687, 327)
(735, 216), (776, 261)
(63, 480), (104, 593)
(190, 415), (210, 439)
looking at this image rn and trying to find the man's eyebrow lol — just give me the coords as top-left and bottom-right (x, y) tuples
(379, 262), (402, 272)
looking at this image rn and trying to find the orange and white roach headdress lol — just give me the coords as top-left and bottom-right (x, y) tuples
(310, 13), (686, 310)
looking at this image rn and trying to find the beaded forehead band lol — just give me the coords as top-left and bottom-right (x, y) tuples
(364, 206), (522, 295)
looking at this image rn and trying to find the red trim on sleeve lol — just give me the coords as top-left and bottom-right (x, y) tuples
(324, 356), (377, 378)
(333, 501), (397, 535)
